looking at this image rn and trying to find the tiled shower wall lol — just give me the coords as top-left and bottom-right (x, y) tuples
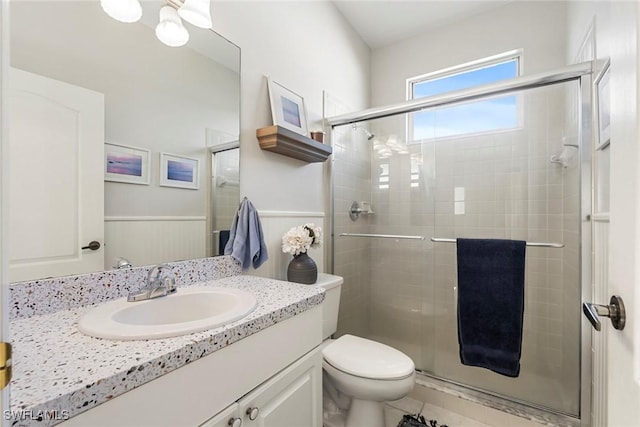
(334, 82), (581, 416)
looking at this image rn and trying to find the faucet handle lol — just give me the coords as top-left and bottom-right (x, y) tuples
(128, 264), (176, 302)
(147, 264), (176, 289)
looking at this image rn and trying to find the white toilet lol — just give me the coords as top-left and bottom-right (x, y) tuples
(316, 274), (415, 427)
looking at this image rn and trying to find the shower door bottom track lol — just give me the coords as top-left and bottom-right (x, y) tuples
(414, 370), (580, 427)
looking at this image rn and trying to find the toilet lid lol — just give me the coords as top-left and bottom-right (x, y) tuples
(322, 334), (415, 380)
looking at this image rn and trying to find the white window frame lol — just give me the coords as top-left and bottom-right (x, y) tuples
(406, 49), (524, 143)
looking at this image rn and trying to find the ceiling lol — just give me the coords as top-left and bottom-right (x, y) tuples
(332, 0), (512, 49)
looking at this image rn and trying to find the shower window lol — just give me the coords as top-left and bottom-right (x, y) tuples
(407, 50), (522, 142)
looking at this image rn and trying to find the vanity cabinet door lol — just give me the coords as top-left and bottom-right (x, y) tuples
(200, 403), (240, 427)
(238, 348), (322, 427)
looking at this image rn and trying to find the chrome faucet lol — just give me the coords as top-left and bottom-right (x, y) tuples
(127, 264), (177, 302)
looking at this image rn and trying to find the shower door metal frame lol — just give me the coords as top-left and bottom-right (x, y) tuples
(325, 61), (595, 425)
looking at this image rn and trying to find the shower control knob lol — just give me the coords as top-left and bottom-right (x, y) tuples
(583, 295), (626, 331)
(246, 407), (259, 421)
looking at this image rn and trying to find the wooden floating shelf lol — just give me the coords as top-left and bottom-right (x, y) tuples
(256, 125), (332, 163)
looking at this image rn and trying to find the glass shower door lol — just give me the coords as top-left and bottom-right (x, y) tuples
(331, 78), (581, 417)
(427, 81), (581, 416)
(332, 116), (437, 377)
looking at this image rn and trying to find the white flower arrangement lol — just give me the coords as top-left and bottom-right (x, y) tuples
(282, 223), (322, 256)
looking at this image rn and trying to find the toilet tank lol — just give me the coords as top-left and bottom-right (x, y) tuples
(314, 273), (343, 339)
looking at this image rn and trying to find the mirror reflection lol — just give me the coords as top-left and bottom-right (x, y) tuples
(9, 0), (240, 283)
(211, 143), (240, 257)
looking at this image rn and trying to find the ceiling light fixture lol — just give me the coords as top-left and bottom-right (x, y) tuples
(178, 0), (213, 29)
(100, 0), (142, 23)
(155, 5), (190, 47)
(101, 0), (213, 47)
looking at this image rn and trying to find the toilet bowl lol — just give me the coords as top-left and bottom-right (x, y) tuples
(315, 274), (415, 427)
(322, 334), (415, 427)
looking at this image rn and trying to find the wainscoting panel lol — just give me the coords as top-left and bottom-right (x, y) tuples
(253, 211), (325, 281)
(104, 216), (206, 270)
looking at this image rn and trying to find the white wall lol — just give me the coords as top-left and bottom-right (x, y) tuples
(212, 1), (371, 277)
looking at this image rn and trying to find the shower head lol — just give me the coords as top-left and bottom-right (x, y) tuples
(352, 124), (375, 140)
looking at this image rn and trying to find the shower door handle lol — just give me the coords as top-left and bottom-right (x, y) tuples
(582, 295), (626, 331)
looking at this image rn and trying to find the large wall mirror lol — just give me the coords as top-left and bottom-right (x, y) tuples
(8, 0), (240, 283)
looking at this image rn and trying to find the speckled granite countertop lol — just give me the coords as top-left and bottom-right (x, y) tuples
(9, 275), (324, 426)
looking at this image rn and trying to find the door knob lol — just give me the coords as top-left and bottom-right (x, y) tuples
(81, 241), (101, 251)
(583, 295), (626, 331)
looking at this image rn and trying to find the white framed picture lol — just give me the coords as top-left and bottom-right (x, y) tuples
(595, 60), (611, 150)
(159, 152), (199, 189)
(104, 143), (150, 185)
(267, 76), (308, 136)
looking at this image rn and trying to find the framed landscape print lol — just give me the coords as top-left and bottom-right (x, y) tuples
(159, 152), (199, 189)
(104, 143), (150, 185)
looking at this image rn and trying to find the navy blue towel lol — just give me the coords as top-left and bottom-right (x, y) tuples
(218, 230), (230, 256)
(456, 238), (526, 377)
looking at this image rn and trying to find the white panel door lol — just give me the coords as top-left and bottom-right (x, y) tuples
(605, 2), (640, 425)
(8, 68), (104, 282)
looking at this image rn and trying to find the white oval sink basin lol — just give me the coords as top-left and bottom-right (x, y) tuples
(78, 286), (257, 340)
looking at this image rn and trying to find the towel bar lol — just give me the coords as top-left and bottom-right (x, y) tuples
(340, 233), (425, 240)
(430, 237), (564, 248)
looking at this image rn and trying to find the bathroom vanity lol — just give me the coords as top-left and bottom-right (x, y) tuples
(9, 261), (325, 427)
(62, 301), (323, 427)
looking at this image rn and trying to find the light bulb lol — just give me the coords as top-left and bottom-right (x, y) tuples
(178, 0), (213, 29)
(100, 0), (142, 23)
(156, 6), (190, 48)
